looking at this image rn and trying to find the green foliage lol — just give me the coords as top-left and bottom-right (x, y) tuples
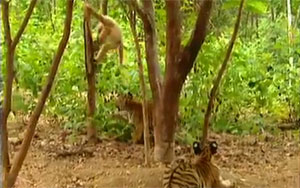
(179, 4), (300, 135)
(223, 0), (268, 14)
(2, 0), (299, 142)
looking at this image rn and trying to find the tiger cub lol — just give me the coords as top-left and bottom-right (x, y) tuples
(115, 92), (154, 144)
(163, 141), (235, 188)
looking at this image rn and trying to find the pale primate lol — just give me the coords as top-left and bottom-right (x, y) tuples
(84, 3), (123, 65)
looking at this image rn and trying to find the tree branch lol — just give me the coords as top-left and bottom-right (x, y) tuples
(202, 0), (245, 145)
(132, 0), (162, 102)
(165, 0), (181, 72)
(101, 0), (108, 15)
(177, 0), (213, 82)
(1, 1), (14, 182)
(7, 1), (74, 187)
(11, 0), (38, 50)
(2, 0), (12, 46)
(131, 0), (147, 24)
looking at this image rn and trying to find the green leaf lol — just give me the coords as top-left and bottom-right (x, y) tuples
(12, 92), (28, 112)
(246, 0), (268, 14)
(222, 0), (241, 10)
(223, 0), (268, 14)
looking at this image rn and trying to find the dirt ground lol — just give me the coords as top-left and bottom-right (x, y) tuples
(7, 117), (300, 188)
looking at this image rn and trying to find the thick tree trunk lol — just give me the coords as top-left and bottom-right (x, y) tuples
(134, 0), (213, 162)
(155, 0), (213, 162)
(154, 0), (181, 162)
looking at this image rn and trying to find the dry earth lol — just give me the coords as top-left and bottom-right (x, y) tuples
(6, 118), (300, 188)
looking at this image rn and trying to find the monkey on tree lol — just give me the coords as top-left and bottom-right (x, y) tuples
(84, 3), (123, 65)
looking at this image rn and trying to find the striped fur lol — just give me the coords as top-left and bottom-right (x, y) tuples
(115, 93), (154, 144)
(163, 141), (235, 188)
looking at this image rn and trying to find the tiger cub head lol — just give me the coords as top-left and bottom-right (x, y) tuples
(193, 141), (218, 162)
(115, 92), (134, 111)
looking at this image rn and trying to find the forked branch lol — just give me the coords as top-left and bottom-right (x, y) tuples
(178, 0), (213, 80)
(1, 2), (38, 179)
(11, 0), (38, 50)
(7, 1), (74, 187)
(202, 0), (245, 145)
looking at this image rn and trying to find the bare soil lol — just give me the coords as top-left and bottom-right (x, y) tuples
(7, 117), (300, 188)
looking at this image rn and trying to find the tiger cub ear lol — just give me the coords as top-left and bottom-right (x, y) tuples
(192, 141), (201, 155)
(127, 92), (133, 99)
(209, 141), (218, 155)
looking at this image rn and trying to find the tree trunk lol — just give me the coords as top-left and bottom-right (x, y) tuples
(1, 0), (38, 186)
(140, 0), (162, 102)
(134, 0), (213, 162)
(84, 0), (98, 143)
(154, 0), (181, 162)
(154, 0), (213, 162)
(7, 1), (74, 186)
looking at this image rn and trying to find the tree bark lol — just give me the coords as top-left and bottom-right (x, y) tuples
(7, 1), (74, 187)
(1, 0), (38, 186)
(2, 3), (13, 185)
(202, 0), (245, 146)
(132, 0), (162, 102)
(154, 0), (213, 162)
(133, 0), (213, 162)
(101, 0), (108, 15)
(84, 0), (98, 143)
(153, 0), (182, 162)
